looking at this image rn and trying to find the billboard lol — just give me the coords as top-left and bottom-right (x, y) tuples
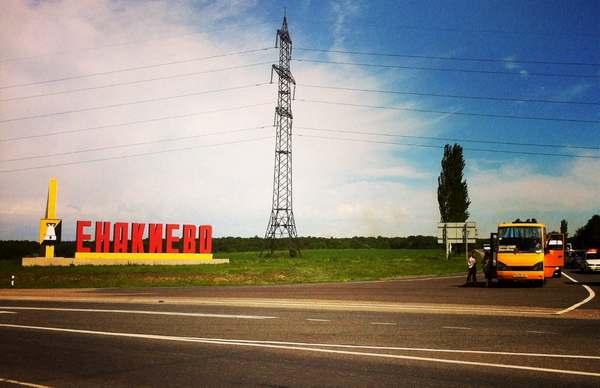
(437, 222), (478, 243)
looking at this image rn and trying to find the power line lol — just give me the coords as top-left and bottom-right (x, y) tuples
(0, 21), (279, 64)
(1, 62), (273, 102)
(2, 18), (594, 66)
(293, 58), (600, 79)
(298, 84), (599, 107)
(295, 126), (600, 151)
(0, 83), (271, 124)
(1, 125), (270, 162)
(296, 18), (599, 39)
(385, 23), (599, 39)
(295, 133), (600, 159)
(295, 47), (600, 67)
(297, 99), (600, 125)
(0, 136), (273, 174)
(0, 102), (272, 142)
(0, 47), (274, 89)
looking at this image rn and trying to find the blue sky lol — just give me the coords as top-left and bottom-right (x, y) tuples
(0, 0), (598, 239)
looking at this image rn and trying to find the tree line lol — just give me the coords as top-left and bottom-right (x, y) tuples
(1, 215), (597, 261)
(0, 235), (440, 261)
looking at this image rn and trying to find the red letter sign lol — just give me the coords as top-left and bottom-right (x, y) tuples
(95, 222), (111, 253)
(76, 220), (91, 253)
(113, 223), (129, 253)
(165, 224), (180, 253)
(182, 225), (196, 253)
(131, 223), (145, 253)
(148, 224), (163, 253)
(198, 225), (212, 253)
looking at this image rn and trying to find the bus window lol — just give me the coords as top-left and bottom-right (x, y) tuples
(498, 226), (542, 253)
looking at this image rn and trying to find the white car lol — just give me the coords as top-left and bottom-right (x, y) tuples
(582, 250), (600, 273)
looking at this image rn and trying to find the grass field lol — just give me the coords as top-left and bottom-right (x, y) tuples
(0, 249), (466, 288)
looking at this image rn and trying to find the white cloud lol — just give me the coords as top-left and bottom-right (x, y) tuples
(330, 0), (362, 47)
(0, 0), (434, 239)
(556, 82), (593, 101)
(468, 158), (600, 235)
(1, 1), (596, 242)
(503, 56), (518, 70)
(503, 55), (529, 78)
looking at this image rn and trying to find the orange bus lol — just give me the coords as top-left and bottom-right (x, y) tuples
(544, 232), (564, 278)
(496, 222), (545, 285)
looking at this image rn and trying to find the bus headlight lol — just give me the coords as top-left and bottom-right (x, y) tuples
(533, 261), (544, 271)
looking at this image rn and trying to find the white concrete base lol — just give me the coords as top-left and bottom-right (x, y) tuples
(22, 257), (229, 266)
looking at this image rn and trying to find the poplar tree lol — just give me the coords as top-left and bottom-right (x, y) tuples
(437, 144), (471, 222)
(560, 219), (568, 238)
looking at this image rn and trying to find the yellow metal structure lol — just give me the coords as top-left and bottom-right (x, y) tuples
(23, 255), (228, 266)
(39, 178), (61, 258)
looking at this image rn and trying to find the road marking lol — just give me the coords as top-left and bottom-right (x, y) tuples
(370, 322), (396, 326)
(442, 326), (471, 330)
(388, 275), (465, 283)
(0, 311), (16, 314)
(526, 330), (554, 335)
(0, 306), (276, 320)
(311, 275), (465, 285)
(192, 338), (600, 360)
(187, 299), (554, 316)
(0, 297), (555, 316)
(306, 318), (330, 322)
(0, 377), (51, 388)
(557, 273), (596, 314)
(1, 323), (599, 378)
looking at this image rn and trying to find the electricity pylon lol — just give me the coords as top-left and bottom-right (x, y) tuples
(264, 15), (300, 255)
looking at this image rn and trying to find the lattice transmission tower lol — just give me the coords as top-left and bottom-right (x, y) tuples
(264, 15), (300, 254)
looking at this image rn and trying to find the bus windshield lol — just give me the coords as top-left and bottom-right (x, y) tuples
(498, 226), (542, 253)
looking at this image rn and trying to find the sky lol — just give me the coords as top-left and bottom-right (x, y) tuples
(0, 0), (598, 240)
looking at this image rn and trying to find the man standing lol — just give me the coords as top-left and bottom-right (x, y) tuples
(466, 251), (477, 286)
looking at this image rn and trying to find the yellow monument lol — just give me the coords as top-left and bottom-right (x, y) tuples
(39, 177), (61, 258)
(22, 178), (65, 266)
(23, 178), (228, 266)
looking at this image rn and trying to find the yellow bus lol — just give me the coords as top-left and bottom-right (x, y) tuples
(496, 222), (546, 285)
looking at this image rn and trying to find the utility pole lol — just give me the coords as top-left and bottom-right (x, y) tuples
(264, 14), (300, 256)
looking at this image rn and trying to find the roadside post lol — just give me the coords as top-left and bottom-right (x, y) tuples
(464, 223), (468, 264)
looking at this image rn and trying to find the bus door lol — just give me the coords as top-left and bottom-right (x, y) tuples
(544, 234), (564, 278)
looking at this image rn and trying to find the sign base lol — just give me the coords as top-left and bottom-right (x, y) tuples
(22, 254), (229, 266)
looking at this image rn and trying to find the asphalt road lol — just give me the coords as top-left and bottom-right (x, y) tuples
(0, 270), (598, 387)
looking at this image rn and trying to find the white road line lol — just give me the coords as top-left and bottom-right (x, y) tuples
(0, 311), (16, 314)
(306, 318), (330, 322)
(0, 297), (554, 316)
(190, 299), (553, 315)
(0, 377), (51, 388)
(558, 273), (596, 314)
(319, 275), (465, 285)
(526, 330), (554, 335)
(1, 323), (599, 378)
(442, 326), (471, 330)
(0, 306), (276, 320)
(181, 338), (600, 360)
(390, 275), (465, 282)
(370, 322), (396, 326)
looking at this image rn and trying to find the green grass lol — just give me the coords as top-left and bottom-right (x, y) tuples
(0, 249), (466, 289)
